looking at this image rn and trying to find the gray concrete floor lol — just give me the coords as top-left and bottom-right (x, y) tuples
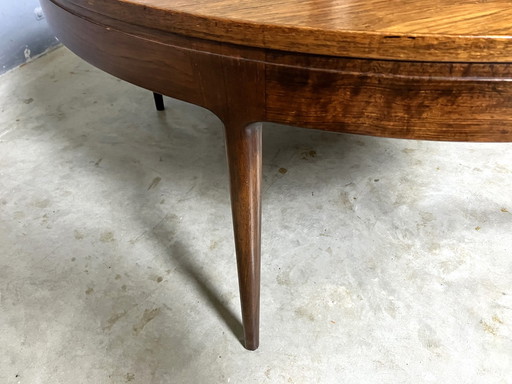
(1, 47), (511, 383)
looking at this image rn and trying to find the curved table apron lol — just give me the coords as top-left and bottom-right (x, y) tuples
(41, 0), (512, 350)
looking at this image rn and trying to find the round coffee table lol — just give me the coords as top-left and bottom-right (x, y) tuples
(41, 0), (512, 350)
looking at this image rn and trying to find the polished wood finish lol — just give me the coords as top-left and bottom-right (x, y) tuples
(40, 0), (512, 143)
(266, 54), (512, 141)
(225, 122), (262, 351)
(51, 0), (512, 62)
(41, 0), (512, 350)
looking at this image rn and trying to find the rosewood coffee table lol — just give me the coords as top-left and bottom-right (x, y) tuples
(41, 0), (512, 350)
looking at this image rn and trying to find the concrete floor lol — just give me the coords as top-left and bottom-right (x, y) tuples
(1, 47), (511, 383)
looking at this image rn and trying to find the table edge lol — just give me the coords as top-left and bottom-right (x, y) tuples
(51, 0), (512, 63)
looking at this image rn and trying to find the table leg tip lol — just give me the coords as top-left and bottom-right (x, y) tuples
(244, 339), (259, 351)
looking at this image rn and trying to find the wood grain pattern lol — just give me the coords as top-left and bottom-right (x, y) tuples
(41, 0), (512, 142)
(225, 122), (262, 351)
(55, 0), (512, 61)
(40, 0), (512, 350)
(265, 52), (512, 141)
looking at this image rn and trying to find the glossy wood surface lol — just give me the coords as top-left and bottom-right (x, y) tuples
(54, 0), (512, 61)
(41, 0), (512, 350)
(225, 122), (262, 351)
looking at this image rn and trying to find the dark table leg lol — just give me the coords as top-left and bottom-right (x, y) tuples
(224, 121), (262, 350)
(153, 92), (165, 111)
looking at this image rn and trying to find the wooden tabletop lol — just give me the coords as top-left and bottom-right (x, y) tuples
(61, 0), (512, 61)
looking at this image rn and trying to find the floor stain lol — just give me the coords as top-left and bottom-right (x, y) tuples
(276, 270), (291, 287)
(94, 158), (103, 167)
(295, 306), (315, 322)
(23, 98), (34, 104)
(115, 274), (122, 280)
(480, 320), (498, 336)
(133, 308), (161, 335)
(278, 167), (288, 174)
(34, 199), (50, 208)
(149, 275), (164, 283)
(301, 150), (317, 160)
(100, 231), (115, 242)
(104, 311), (127, 331)
(339, 191), (355, 211)
(147, 177), (162, 190)
(492, 315), (504, 324)
(420, 211), (434, 223)
(85, 288), (94, 295)
(417, 324), (442, 352)
(74, 230), (85, 240)
(125, 373), (135, 382)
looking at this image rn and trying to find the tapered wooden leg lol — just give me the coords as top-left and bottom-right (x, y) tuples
(224, 122), (262, 350)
